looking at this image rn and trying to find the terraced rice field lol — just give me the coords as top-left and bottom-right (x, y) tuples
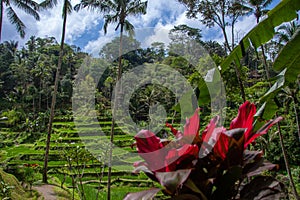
(0, 116), (181, 199)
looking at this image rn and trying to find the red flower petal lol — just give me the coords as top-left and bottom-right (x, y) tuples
(200, 116), (226, 158)
(134, 130), (167, 172)
(230, 101), (256, 130)
(244, 117), (283, 148)
(213, 132), (230, 160)
(202, 116), (219, 141)
(135, 130), (163, 153)
(230, 101), (256, 148)
(183, 108), (200, 138)
(165, 144), (199, 171)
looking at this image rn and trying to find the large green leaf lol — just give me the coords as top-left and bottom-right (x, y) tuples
(273, 29), (300, 82)
(220, 0), (300, 72)
(253, 99), (278, 123)
(260, 69), (286, 102)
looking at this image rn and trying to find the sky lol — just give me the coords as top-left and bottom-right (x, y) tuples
(1, 0), (280, 57)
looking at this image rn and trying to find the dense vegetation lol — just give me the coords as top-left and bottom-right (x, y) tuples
(0, 0), (300, 199)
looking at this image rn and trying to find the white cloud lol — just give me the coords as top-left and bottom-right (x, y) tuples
(36, 0), (101, 43)
(82, 0), (188, 56)
(1, 0), (260, 56)
(139, 0), (186, 26)
(143, 23), (172, 47)
(1, 0), (101, 47)
(82, 22), (118, 56)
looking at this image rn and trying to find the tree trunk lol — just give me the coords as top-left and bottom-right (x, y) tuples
(0, 0), (3, 41)
(221, 26), (231, 52)
(221, 22), (246, 101)
(231, 22), (235, 50)
(42, 2), (67, 183)
(107, 23), (124, 200)
(276, 121), (300, 200)
(233, 60), (246, 102)
(292, 95), (300, 142)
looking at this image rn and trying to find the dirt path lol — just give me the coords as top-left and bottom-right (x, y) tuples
(33, 184), (57, 200)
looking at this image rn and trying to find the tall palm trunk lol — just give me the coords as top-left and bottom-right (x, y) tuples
(0, 0), (3, 41)
(107, 22), (124, 200)
(276, 121), (299, 200)
(292, 95), (300, 141)
(43, 2), (67, 183)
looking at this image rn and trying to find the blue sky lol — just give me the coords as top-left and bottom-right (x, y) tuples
(2, 0), (281, 56)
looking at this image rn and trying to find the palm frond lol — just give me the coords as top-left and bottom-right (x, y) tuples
(6, 6), (26, 38)
(39, 0), (58, 10)
(62, 0), (72, 18)
(105, 0), (118, 10)
(124, 20), (134, 36)
(126, 0), (147, 16)
(19, 0), (40, 11)
(74, 0), (111, 12)
(262, 0), (273, 8)
(104, 13), (119, 34)
(11, 0), (40, 20)
(104, 15), (114, 34)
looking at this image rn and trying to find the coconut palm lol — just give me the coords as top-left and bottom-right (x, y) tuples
(0, 0), (40, 40)
(39, 0), (73, 184)
(246, 0), (273, 23)
(103, 2), (147, 199)
(4, 39), (18, 55)
(245, 0), (273, 80)
(101, 1), (147, 199)
(75, 0), (147, 199)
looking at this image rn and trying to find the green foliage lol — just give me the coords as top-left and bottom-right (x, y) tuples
(0, 179), (14, 199)
(0, 169), (34, 200)
(99, 36), (141, 62)
(1, 109), (26, 127)
(273, 29), (300, 82)
(221, 0), (300, 71)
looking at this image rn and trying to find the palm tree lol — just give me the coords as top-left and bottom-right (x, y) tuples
(102, 1), (147, 199)
(4, 39), (18, 55)
(247, 0), (272, 23)
(75, 0), (147, 199)
(0, 0), (40, 41)
(246, 0), (273, 79)
(40, 0), (73, 184)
